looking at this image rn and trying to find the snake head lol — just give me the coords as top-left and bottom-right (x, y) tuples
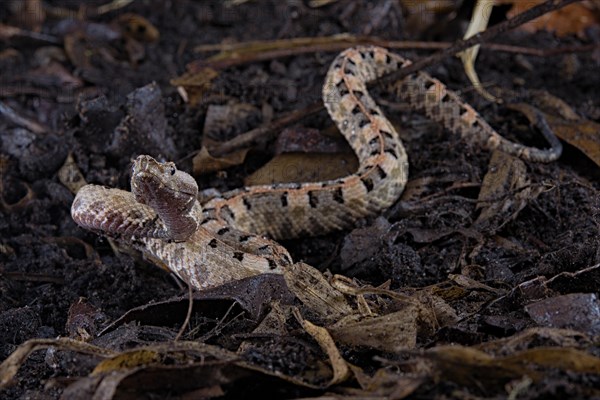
(132, 155), (198, 200)
(130, 155), (199, 241)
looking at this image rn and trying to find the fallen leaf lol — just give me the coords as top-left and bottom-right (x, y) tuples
(58, 152), (86, 194)
(244, 152), (357, 186)
(477, 327), (592, 354)
(509, 94), (600, 167)
(283, 262), (354, 325)
(475, 150), (543, 233)
(292, 308), (351, 385)
(329, 308), (420, 352)
(0, 338), (116, 388)
(203, 101), (262, 143)
(525, 293), (600, 336)
(504, 0), (600, 38)
(66, 297), (106, 342)
(192, 145), (250, 175)
(170, 67), (219, 106)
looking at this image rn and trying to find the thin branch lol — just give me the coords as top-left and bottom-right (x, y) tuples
(174, 281), (194, 341)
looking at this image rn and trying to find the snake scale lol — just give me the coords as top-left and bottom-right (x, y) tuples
(71, 46), (561, 290)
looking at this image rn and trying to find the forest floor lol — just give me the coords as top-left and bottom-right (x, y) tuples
(1, 1), (599, 399)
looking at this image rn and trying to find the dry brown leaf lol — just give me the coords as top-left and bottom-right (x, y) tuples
(283, 262), (354, 325)
(170, 67), (219, 106)
(203, 102), (263, 143)
(525, 293), (600, 336)
(292, 308), (351, 385)
(58, 152), (86, 194)
(329, 309), (420, 352)
(0, 338), (116, 388)
(503, 0), (600, 38)
(475, 150), (543, 233)
(349, 365), (426, 399)
(428, 344), (600, 388)
(448, 274), (506, 295)
(92, 349), (163, 375)
(509, 96), (600, 167)
(476, 327), (592, 354)
(192, 146), (250, 175)
(244, 152), (357, 186)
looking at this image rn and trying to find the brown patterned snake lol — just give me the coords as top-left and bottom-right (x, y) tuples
(71, 46), (562, 290)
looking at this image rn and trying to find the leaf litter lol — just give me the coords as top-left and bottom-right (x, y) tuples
(1, 1), (600, 399)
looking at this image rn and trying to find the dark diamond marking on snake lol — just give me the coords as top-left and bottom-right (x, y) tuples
(233, 252), (244, 261)
(333, 187), (344, 204)
(361, 177), (374, 192)
(308, 191), (318, 208)
(380, 130), (394, 139)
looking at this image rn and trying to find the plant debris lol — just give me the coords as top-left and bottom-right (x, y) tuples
(1, 1), (599, 399)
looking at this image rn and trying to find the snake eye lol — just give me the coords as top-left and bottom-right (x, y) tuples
(170, 167), (176, 175)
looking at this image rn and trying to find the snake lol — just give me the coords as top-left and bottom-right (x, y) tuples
(71, 46), (562, 290)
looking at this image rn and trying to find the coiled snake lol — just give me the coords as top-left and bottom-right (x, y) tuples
(71, 46), (561, 289)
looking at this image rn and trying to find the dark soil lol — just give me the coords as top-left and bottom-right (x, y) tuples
(1, 1), (599, 399)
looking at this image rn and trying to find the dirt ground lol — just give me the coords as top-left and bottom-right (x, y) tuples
(1, 1), (600, 399)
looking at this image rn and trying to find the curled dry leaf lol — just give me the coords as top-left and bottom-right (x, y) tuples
(245, 116), (357, 186)
(170, 68), (219, 106)
(0, 338), (116, 388)
(474, 150), (543, 234)
(193, 145), (250, 175)
(192, 101), (264, 174)
(203, 101), (263, 143)
(58, 152), (87, 194)
(525, 293), (600, 336)
(292, 308), (351, 386)
(476, 327), (592, 354)
(285, 263), (443, 352)
(426, 345), (600, 388)
(244, 152), (357, 186)
(510, 94), (600, 167)
(283, 262), (354, 325)
(99, 273), (293, 335)
(328, 309), (420, 352)
(504, 0), (600, 38)
(66, 297), (106, 342)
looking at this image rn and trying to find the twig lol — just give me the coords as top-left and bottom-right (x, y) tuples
(174, 281), (194, 341)
(192, 39), (595, 70)
(0, 101), (47, 134)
